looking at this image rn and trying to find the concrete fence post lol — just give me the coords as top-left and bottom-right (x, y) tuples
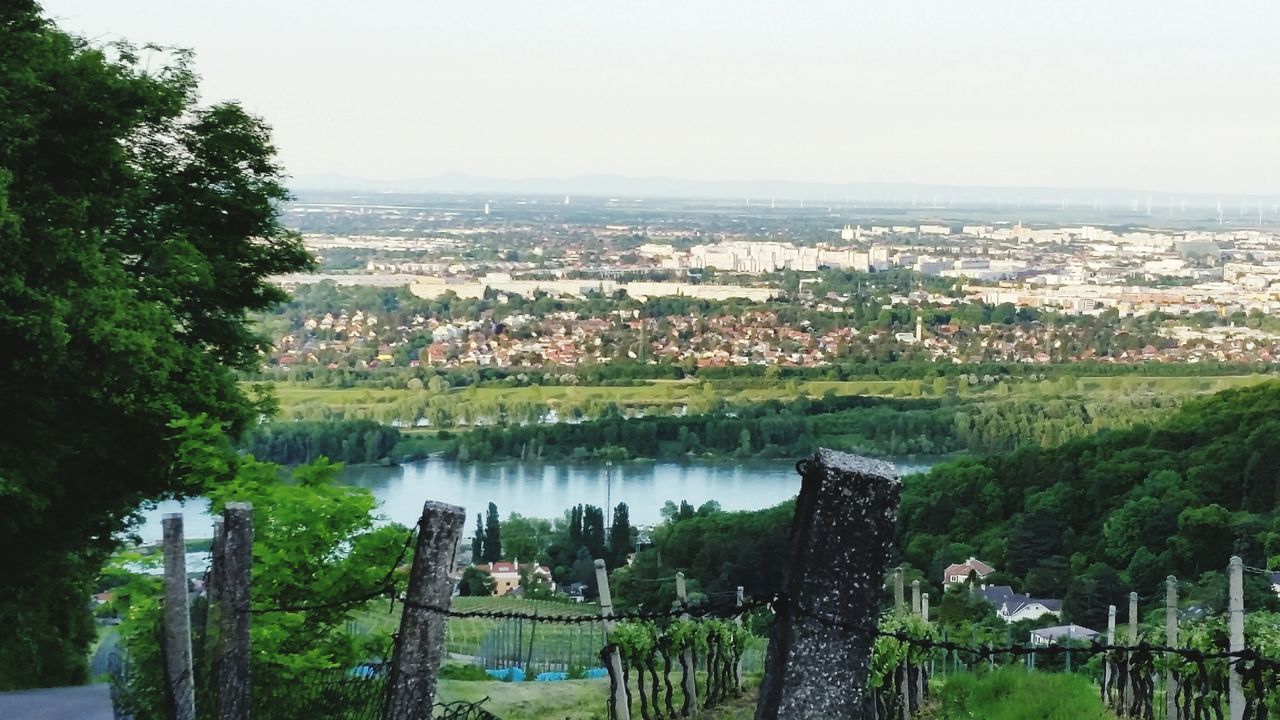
(596, 559), (631, 720)
(1105, 604), (1116, 708)
(894, 567), (905, 613)
(383, 500), (465, 720)
(920, 593), (929, 624)
(735, 585), (745, 687)
(1166, 576), (1179, 720)
(755, 449), (900, 720)
(1228, 556), (1244, 720)
(162, 513), (197, 720)
(217, 503), (253, 720)
(911, 580), (921, 616)
(676, 572), (697, 716)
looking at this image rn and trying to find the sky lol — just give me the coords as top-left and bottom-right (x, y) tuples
(40, 1), (1280, 196)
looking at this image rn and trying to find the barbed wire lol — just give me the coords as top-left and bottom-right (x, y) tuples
(784, 597), (1280, 672)
(244, 520), (419, 615)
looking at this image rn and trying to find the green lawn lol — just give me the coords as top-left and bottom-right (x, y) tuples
(353, 596), (607, 667)
(268, 374), (1273, 420)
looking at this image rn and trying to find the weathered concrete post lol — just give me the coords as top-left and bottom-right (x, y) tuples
(756, 449), (900, 720)
(162, 513), (197, 720)
(596, 559), (631, 720)
(383, 500), (465, 720)
(1228, 556), (1244, 720)
(204, 516), (225, 702)
(910, 580), (921, 616)
(217, 503), (253, 720)
(920, 593), (929, 623)
(893, 568), (905, 613)
(1124, 591), (1139, 718)
(676, 572), (697, 715)
(735, 586), (745, 687)
(1105, 604), (1116, 707)
(1166, 576), (1179, 720)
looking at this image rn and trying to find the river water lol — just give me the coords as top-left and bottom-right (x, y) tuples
(135, 457), (936, 541)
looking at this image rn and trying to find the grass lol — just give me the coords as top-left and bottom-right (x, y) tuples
(924, 669), (1115, 720)
(352, 596), (607, 666)
(268, 374), (1273, 419)
(436, 674), (762, 720)
(437, 678), (608, 720)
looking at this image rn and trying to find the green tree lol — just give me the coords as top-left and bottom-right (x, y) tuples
(471, 513), (484, 564)
(0, 4), (311, 688)
(459, 566), (495, 597)
(483, 502), (503, 562)
(609, 503), (635, 569)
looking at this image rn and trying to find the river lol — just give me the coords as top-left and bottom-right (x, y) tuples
(135, 456), (937, 541)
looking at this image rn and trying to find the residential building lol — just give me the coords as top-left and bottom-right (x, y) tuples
(942, 557), (997, 587)
(473, 560), (555, 597)
(977, 585), (1063, 623)
(1030, 624), (1099, 646)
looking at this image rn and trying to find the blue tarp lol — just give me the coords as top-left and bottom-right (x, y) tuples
(485, 667), (526, 682)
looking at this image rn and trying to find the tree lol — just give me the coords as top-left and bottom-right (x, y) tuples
(609, 503), (635, 569)
(459, 566), (495, 597)
(483, 502), (503, 562)
(0, 4), (312, 688)
(116, 456), (410, 717)
(471, 513), (484, 564)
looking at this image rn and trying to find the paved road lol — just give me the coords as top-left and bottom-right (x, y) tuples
(0, 684), (113, 720)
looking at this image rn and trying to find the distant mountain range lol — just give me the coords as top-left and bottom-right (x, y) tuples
(289, 172), (1275, 208)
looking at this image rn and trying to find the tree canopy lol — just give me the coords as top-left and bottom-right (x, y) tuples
(0, 3), (311, 687)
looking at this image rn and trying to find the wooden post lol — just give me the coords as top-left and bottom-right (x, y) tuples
(756, 449), (900, 720)
(383, 500), (465, 720)
(596, 559), (631, 720)
(1228, 556), (1244, 720)
(1166, 576), (1178, 720)
(162, 513), (197, 720)
(910, 580), (921, 616)
(676, 572), (697, 715)
(217, 503), (253, 720)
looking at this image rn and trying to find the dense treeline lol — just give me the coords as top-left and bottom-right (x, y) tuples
(250, 357), (1274, 390)
(609, 382), (1280, 631)
(901, 381), (1280, 627)
(243, 419), (400, 465)
(443, 391), (1189, 461)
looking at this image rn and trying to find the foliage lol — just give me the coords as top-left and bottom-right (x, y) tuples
(899, 381), (1280, 620)
(483, 502), (503, 563)
(114, 457), (409, 719)
(243, 419), (399, 465)
(0, 3), (312, 687)
(459, 566), (495, 597)
(932, 669), (1112, 720)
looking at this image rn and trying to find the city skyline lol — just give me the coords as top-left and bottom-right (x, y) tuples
(41, 0), (1280, 196)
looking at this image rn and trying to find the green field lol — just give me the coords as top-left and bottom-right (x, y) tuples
(353, 596), (608, 667)
(269, 374), (1273, 420)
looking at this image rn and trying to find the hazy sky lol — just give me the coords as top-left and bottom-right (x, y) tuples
(40, 1), (1280, 195)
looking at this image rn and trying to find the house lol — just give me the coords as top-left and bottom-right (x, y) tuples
(1030, 624), (1099, 646)
(473, 560), (555, 597)
(563, 582), (588, 602)
(942, 557), (997, 587)
(977, 585), (1063, 623)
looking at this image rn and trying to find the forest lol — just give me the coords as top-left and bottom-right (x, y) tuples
(608, 381), (1280, 632)
(441, 389), (1188, 462)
